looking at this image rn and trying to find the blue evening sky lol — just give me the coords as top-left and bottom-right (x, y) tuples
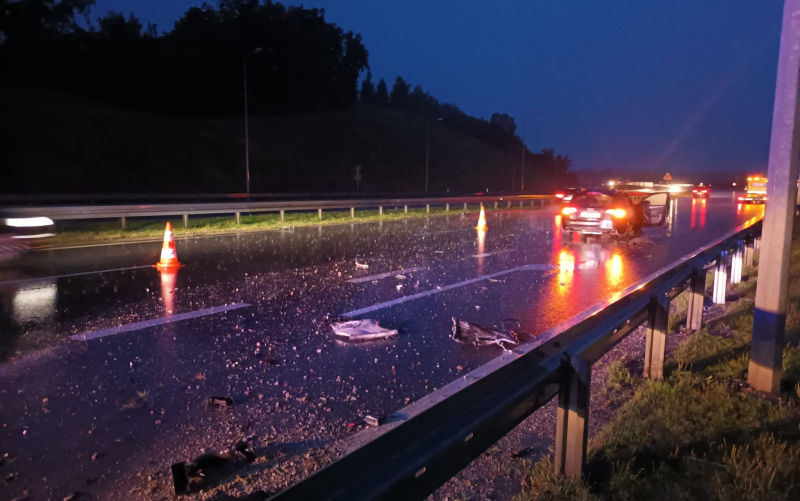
(94, 1), (783, 173)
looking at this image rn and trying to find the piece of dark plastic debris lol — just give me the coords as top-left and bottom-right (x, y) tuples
(208, 396), (234, 407)
(235, 440), (257, 462)
(171, 462), (190, 495)
(365, 414), (387, 427)
(451, 318), (519, 349)
(511, 446), (536, 458)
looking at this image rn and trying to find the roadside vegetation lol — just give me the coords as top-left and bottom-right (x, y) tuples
(49, 203), (547, 246)
(515, 224), (800, 501)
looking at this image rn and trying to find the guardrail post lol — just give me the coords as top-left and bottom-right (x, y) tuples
(464, 202), (468, 211)
(350, 207), (355, 219)
(235, 212), (241, 225)
(494, 201), (498, 209)
(644, 294), (669, 379)
(713, 251), (728, 304)
(507, 201), (512, 208)
(426, 204), (430, 213)
(379, 206), (383, 216)
(731, 240), (744, 284)
(120, 217), (126, 229)
(445, 203), (449, 212)
(555, 355), (591, 478)
(404, 205), (408, 214)
(686, 267), (705, 332)
(744, 236), (755, 267)
(318, 208), (323, 220)
(280, 209), (285, 223)
(183, 214), (189, 228)
(520, 200), (524, 208)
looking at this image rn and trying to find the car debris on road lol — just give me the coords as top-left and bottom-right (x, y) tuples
(451, 318), (519, 349)
(171, 441), (256, 494)
(330, 318), (398, 341)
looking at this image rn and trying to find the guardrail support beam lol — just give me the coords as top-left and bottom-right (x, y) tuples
(555, 355), (591, 478)
(686, 267), (705, 332)
(464, 202), (468, 211)
(280, 209), (285, 223)
(644, 294), (670, 379)
(445, 204), (449, 212)
(183, 214), (189, 228)
(744, 236), (755, 267)
(405, 205), (408, 214)
(507, 201), (511, 208)
(120, 216), (126, 230)
(235, 212), (241, 225)
(379, 206), (383, 216)
(350, 207), (355, 219)
(494, 201), (498, 209)
(731, 240), (744, 284)
(713, 251), (728, 304)
(318, 208), (323, 220)
(426, 204), (430, 213)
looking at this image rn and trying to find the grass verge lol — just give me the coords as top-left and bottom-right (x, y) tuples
(515, 224), (800, 501)
(48, 203), (545, 246)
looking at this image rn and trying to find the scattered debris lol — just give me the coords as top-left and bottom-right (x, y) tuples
(451, 318), (518, 350)
(395, 274), (407, 280)
(208, 396), (235, 407)
(511, 446), (535, 458)
(171, 440), (257, 495)
(331, 319), (398, 341)
(355, 260), (369, 269)
(629, 237), (656, 246)
(365, 414), (388, 427)
(396, 284), (403, 290)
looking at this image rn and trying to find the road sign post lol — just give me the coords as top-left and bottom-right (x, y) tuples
(748, 0), (800, 393)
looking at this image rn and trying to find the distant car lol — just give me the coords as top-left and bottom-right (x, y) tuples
(0, 214), (55, 262)
(555, 188), (580, 203)
(560, 189), (670, 241)
(692, 186), (710, 199)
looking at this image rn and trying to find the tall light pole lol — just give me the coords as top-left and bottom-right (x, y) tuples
(425, 118), (443, 192)
(243, 47), (262, 195)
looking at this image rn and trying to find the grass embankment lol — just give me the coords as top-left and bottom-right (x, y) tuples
(50, 203), (540, 246)
(515, 224), (800, 501)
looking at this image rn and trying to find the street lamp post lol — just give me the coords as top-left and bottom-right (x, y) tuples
(425, 118), (443, 192)
(243, 47), (262, 195)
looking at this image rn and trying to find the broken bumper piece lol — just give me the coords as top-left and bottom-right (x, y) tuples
(331, 319), (398, 341)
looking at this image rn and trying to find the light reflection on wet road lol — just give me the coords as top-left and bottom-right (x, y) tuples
(0, 196), (764, 500)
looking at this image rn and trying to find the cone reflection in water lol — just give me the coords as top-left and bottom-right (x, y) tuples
(156, 222), (182, 270)
(476, 205), (487, 230)
(160, 267), (177, 316)
(476, 226), (486, 275)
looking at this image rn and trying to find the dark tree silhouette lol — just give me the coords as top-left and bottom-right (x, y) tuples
(375, 78), (389, 106)
(390, 76), (410, 108)
(360, 71), (375, 102)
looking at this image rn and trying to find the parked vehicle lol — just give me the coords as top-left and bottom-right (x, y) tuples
(555, 188), (580, 203)
(560, 189), (669, 241)
(739, 176), (767, 203)
(0, 214), (55, 262)
(692, 184), (710, 199)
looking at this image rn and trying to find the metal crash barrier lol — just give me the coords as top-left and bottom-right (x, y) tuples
(270, 215), (763, 501)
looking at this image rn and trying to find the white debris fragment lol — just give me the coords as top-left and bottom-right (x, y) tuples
(331, 319), (398, 341)
(355, 260), (369, 269)
(395, 275), (407, 280)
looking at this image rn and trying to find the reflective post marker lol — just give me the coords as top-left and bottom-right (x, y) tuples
(713, 251), (727, 304)
(731, 240), (744, 284)
(749, 0), (800, 393)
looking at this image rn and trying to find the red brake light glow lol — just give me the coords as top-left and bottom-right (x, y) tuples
(562, 207), (577, 215)
(555, 193), (565, 198)
(605, 208), (627, 218)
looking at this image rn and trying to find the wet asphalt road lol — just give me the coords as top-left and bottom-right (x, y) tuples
(0, 195), (764, 500)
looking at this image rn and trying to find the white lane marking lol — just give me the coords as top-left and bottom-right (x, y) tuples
(414, 228), (473, 236)
(472, 249), (516, 258)
(348, 267), (424, 284)
(342, 264), (555, 317)
(70, 303), (251, 341)
(0, 265), (154, 286)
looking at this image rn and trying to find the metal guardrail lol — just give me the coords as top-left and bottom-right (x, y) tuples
(268, 214), (763, 501)
(1, 195), (554, 228)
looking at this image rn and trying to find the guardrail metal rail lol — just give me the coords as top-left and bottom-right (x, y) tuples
(265, 215), (763, 501)
(2, 195), (554, 229)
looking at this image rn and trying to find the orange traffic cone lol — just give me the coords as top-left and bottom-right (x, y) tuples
(476, 205), (487, 230)
(155, 222), (181, 270)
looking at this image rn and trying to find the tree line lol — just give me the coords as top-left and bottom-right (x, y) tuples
(361, 72), (573, 185)
(0, 0), (368, 116)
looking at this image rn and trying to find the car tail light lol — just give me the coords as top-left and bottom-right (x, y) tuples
(692, 189), (698, 193)
(702, 190), (707, 193)
(555, 193), (565, 198)
(738, 197), (745, 201)
(605, 208), (626, 218)
(562, 207), (577, 215)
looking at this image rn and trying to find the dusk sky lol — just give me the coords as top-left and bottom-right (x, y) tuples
(96, 1), (783, 174)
